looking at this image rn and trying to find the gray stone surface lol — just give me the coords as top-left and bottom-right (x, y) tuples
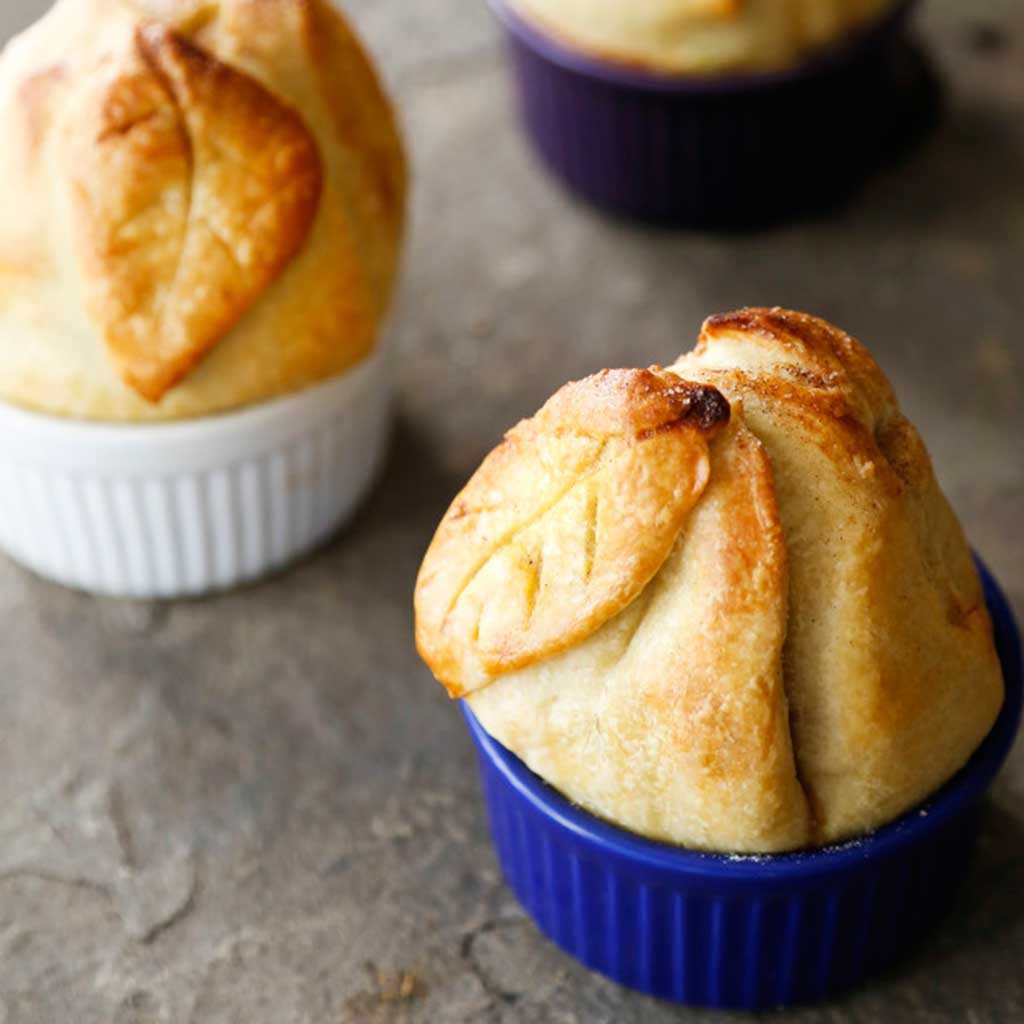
(1, 1), (1023, 1021)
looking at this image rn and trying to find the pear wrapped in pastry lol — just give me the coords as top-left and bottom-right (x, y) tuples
(415, 309), (1005, 853)
(0, 0), (405, 420)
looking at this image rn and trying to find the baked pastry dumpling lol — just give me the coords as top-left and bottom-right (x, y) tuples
(0, 0), (405, 420)
(510, 0), (901, 74)
(415, 309), (1004, 853)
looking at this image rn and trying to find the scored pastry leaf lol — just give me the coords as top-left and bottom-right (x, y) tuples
(415, 368), (731, 697)
(63, 24), (323, 402)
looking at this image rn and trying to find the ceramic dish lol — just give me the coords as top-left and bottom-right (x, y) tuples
(0, 348), (389, 598)
(463, 557), (1022, 1009)
(488, 0), (920, 226)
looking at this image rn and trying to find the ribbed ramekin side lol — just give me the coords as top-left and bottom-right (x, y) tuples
(0, 366), (390, 597)
(504, 37), (724, 225)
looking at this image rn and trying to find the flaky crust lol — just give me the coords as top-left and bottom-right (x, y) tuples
(415, 309), (1005, 853)
(0, 0), (406, 420)
(512, 0), (901, 74)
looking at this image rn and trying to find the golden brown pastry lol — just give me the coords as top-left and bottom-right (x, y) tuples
(511, 0), (901, 75)
(0, 0), (406, 420)
(417, 368), (733, 695)
(415, 309), (1004, 853)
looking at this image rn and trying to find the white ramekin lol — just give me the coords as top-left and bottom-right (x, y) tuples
(0, 348), (390, 598)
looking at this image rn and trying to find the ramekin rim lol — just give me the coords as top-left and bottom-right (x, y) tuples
(463, 555), (1022, 879)
(486, 0), (917, 94)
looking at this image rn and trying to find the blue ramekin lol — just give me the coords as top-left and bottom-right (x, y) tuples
(463, 558), (1022, 1009)
(488, 0), (925, 227)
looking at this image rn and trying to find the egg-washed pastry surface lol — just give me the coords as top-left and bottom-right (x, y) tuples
(0, 0), (406, 421)
(511, 0), (901, 74)
(415, 309), (1004, 853)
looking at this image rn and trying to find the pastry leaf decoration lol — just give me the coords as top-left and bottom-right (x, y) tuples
(64, 24), (323, 402)
(416, 368), (731, 696)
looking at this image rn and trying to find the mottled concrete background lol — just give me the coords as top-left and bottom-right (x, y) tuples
(1, 1), (1023, 1022)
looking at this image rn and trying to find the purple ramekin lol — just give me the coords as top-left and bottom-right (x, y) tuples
(489, 0), (923, 227)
